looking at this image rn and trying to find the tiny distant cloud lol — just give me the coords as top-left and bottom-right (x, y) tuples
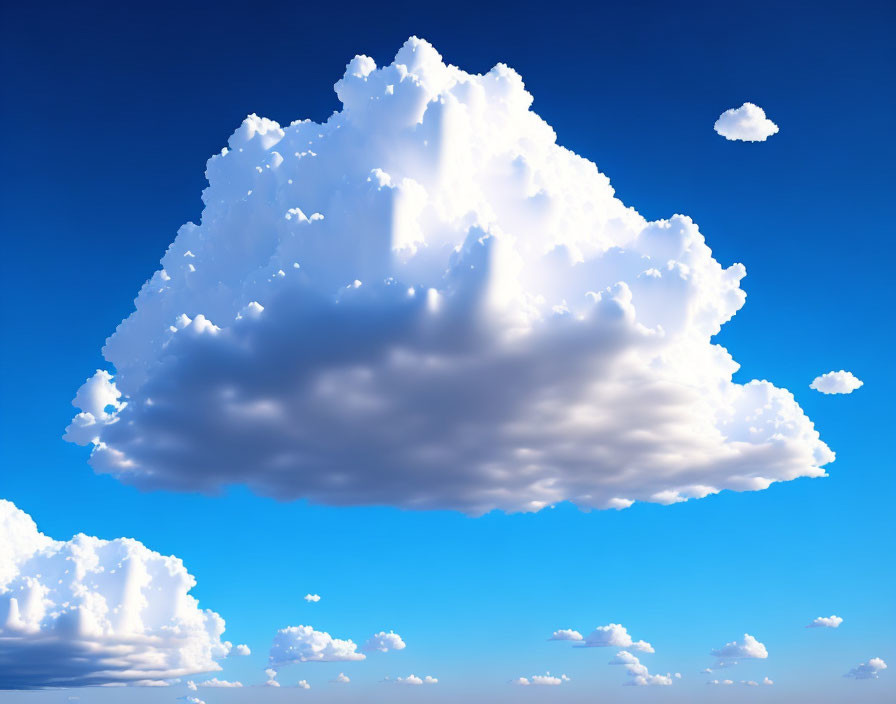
(513, 673), (569, 686)
(549, 629), (583, 641)
(811, 371), (863, 395)
(708, 679), (734, 685)
(0, 499), (230, 689)
(845, 657), (887, 680)
(331, 672), (351, 684)
(714, 102), (779, 141)
(362, 630), (406, 653)
(194, 678), (242, 688)
(297, 679), (311, 689)
(763, 677), (774, 685)
(232, 643), (251, 655)
(711, 634), (768, 660)
(304, 593), (321, 603)
(386, 674), (438, 685)
(609, 651), (674, 687)
(269, 625), (365, 664)
(807, 615), (843, 628)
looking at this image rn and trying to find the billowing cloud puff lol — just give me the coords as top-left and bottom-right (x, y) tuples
(65, 38), (831, 516)
(513, 673), (569, 686)
(389, 674), (438, 685)
(810, 371), (863, 395)
(264, 668), (280, 687)
(609, 651), (673, 687)
(303, 594), (321, 603)
(579, 623), (653, 652)
(807, 615), (843, 628)
(297, 679), (311, 689)
(549, 629), (583, 641)
(331, 672), (350, 684)
(232, 643), (251, 655)
(362, 630), (406, 652)
(269, 625), (365, 665)
(714, 103), (779, 142)
(711, 634), (768, 660)
(0, 500), (229, 689)
(845, 657), (887, 680)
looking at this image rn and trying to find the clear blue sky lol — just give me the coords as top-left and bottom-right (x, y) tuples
(1, 0), (894, 701)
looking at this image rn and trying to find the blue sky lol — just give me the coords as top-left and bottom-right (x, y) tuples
(1, 0), (894, 701)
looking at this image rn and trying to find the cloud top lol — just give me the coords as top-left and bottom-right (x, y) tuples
(714, 102), (779, 141)
(0, 499), (229, 689)
(810, 370), (863, 395)
(65, 37), (831, 515)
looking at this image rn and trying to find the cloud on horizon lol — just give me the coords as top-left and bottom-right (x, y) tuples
(65, 37), (831, 515)
(0, 499), (230, 689)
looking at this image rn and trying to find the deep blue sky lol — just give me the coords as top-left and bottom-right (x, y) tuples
(1, 0), (894, 701)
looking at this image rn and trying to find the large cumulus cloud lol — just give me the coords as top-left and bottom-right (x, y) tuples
(65, 37), (832, 514)
(0, 500), (229, 689)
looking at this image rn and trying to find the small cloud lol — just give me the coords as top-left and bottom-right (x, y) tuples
(232, 643), (251, 656)
(549, 629), (583, 641)
(331, 672), (351, 684)
(387, 674), (438, 685)
(304, 593), (321, 603)
(270, 625), (365, 664)
(362, 630), (406, 653)
(708, 679), (734, 686)
(807, 615), (843, 629)
(194, 678), (242, 688)
(845, 657), (887, 680)
(742, 680), (759, 686)
(513, 673), (569, 686)
(811, 371), (863, 395)
(264, 668), (280, 687)
(297, 679), (311, 689)
(763, 677), (774, 685)
(578, 624), (653, 653)
(714, 102), (779, 141)
(610, 651), (674, 687)
(711, 634), (768, 660)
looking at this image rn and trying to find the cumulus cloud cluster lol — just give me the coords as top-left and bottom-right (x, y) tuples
(269, 625), (366, 665)
(513, 672), (569, 686)
(65, 37), (831, 515)
(0, 500), (230, 689)
(552, 623), (653, 652)
(845, 657), (887, 680)
(303, 593), (321, 603)
(710, 633), (768, 661)
(714, 102), (779, 141)
(609, 650), (676, 686)
(807, 615), (843, 628)
(810, 371), (863, 395)
(387, 674), (438, 685)
(363, 630), (406, 652)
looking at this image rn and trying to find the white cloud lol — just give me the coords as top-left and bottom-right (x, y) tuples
(708, 679), (734, 685)
(297, 679), (311, 689)
(65, 38), (832, 516)
(388, 674), (438, 685)
(195, 678), (242, 688)
(331, 672), (351, 684)
(179, 698), (205, 704)
(232, 643), (251, 655)
(763, 676), (774, 685)
(549, 629), (583, 641)
(845, 657), (887, 680)
(187, 682), (197, 691)
(811, 371), (863, 395)
(711, 634), (768, 660)
(270, 625), (365, 664)
(304, 593), (321, 603)
(0, 499), (230, 689)
(609, 651), (673, 687)
(714, 103), (779, 142)
(513, 673), (569, 686)
(362, 630), (406, 652)
(807, 615), (843, 628)
(579, 623), (653, 652)
(743, 680), (759, 686)
(264, 668), (280, 687)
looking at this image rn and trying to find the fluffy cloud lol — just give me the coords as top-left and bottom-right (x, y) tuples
(297, 679), (311, 689)
(232, 643), (251, 655)
(810, 371), (863, 395)
(270, 625), (365, 665)
(845, 657), (887, 680)
(193, 678), (242, 687)
(609, 651), (673, 687)
(65, 38), (832, 516)
(513, 673), (569, 686)
(331, 672), (351, 684)
(264, 668), (279, 687)
(304, 593), (321, 603)
(711, 634), (768, 660)
(577, 623), (653, 652)
(708, 679), (734, 685)
(0, 499), (229, 689)
(549, 629), (583, 641)
(362, 630), (406, 652)
(388, 674), (438, 685)
(714, 103), (779, 141)
(763, 677), (774, 685)
(807, 615), (843, 628)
